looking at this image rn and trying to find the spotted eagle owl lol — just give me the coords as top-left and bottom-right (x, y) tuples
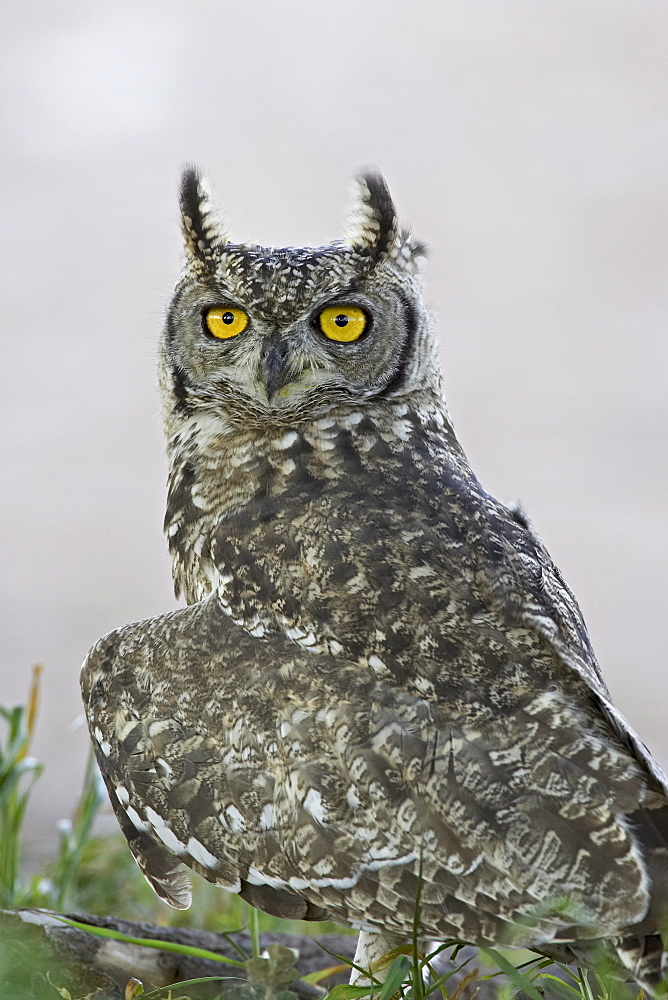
(82, 169), (668, 992)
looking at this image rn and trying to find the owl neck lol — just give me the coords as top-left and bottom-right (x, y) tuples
(164, 391), (464, 603)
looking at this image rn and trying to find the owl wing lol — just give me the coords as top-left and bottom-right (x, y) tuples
(81, 599), (332, 920)
(82, 590), (668, 949)
(208, 464), (668, 802)
(199, 476), (668, 962)
(490, 500), (668, 799)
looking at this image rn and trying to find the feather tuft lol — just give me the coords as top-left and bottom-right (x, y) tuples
(180, 165), (231, 263)
(344, 171), (424, 269)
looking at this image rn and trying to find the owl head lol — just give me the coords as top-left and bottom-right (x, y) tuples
(161, 168), (440, 429)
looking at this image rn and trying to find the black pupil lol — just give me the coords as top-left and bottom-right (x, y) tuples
(334, 314), (349, 327)
(222, 311), (235, 324)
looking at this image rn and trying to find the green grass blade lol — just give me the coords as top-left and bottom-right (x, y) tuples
(322, 985), (374, 1000)
(316, 943), (381, 988)
(302, 963), (352, 985)
(480, 948), (544, 1000)
(577, 966), (596, 1000)
(377, 955), (411, 1000)
(247, 901), (261, 959)
(53, 915), (245, 967)
(141, 975), (246, 998)
(538, 973), (586, 999)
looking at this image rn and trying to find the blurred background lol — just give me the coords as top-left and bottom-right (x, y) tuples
(1, 0), (666, 864)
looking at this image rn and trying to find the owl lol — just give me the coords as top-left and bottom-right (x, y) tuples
(82, 168), (668, 993)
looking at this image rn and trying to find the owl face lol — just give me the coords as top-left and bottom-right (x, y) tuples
(161, 170), (437, 427)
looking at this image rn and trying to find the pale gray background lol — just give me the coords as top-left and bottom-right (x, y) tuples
(1, 0), (666, 862)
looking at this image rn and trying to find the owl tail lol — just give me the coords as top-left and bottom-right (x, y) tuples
(614, 934), (666, 997)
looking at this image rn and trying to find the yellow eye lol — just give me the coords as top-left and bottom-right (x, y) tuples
(205, 306), (249, 339)
(318, 305), (368, 343)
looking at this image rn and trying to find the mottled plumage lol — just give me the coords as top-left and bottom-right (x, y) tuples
(82, 169), (668, 992)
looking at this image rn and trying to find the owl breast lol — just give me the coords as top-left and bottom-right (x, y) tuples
(166, 397), (453, 610)
(163, 392), (591, 722)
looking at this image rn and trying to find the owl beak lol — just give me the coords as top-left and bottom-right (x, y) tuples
(262, 339), (291, 402)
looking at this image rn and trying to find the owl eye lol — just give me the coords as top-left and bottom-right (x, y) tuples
(318, 305), (368, 343)
(204, 306), (249, 339)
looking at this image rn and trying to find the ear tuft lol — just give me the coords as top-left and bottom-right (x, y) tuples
(344, 171), (399, 261)
(180, 166), (231, 263)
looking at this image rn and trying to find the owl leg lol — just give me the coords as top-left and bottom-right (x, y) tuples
(349, 929), (406, 985)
